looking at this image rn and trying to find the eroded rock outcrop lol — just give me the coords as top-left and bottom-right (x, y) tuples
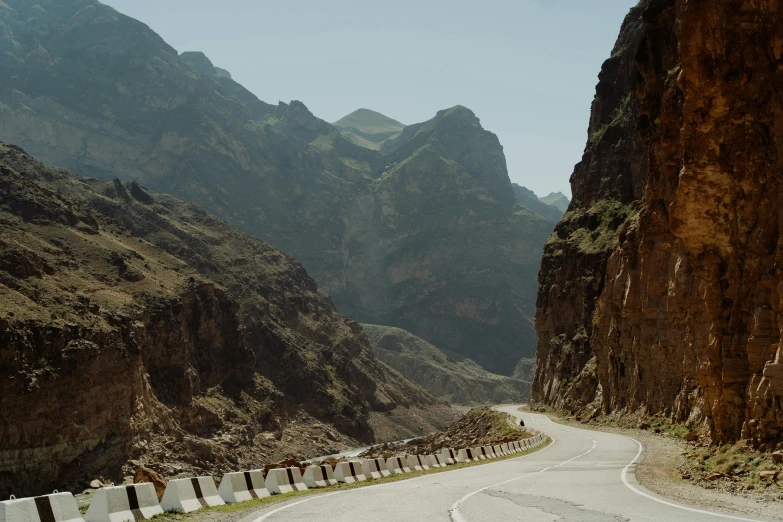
(534, 0), (783, 447)
(0, 143), (455, 498)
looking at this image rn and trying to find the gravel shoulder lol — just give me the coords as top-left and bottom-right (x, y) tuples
(635, 433), (783, 521)
(528, 408), (783, 521)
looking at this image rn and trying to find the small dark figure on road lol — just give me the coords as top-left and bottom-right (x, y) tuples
(519, 419), (525, 427)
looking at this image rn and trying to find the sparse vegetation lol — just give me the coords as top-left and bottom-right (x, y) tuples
(149, 434), (550, 520)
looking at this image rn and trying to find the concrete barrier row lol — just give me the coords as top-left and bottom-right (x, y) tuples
(218, 470), (270, 503)
(0, 492), (84, 522)
(334, 462), (366, 484)
(161, 477), (225, 513)
(265, 468), (307, 495)
(362, 459), (387, 479)
(303, 464), (338, 488)
(386, 456), (411, 474)
(85, 483), (164, 521)
(2, 432), (548, 521)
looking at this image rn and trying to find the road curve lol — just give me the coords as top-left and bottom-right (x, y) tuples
(238, 406), (776, 522)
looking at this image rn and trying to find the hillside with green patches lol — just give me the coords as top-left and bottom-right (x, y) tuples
(0, 0), (551, 375)
(363, 324), (530, 405)
(0, 142), (455, 498)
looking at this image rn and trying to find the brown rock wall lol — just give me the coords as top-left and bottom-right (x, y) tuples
(534, 0), (783, 446)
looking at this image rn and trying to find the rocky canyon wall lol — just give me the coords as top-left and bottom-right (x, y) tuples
(0, 0), (552, 375)
(534, 0), (783, 446)
(0, 143), (454, 498)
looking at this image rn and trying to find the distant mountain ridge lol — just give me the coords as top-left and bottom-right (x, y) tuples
(539, 191), (570, 212)
(362, 324), (530, 405)
(0, 0), (552, 374)
(512, 184), (566, 223)
(332, 109), (405, 150)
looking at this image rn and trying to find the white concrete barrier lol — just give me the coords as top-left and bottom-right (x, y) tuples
(84, 483), (163, 522)
(471, 447), (486, 460)
(161, 476), (224, 513)
(265, 468), (308, 495)
(375, 458), (391, 477)
(1, 492), (84, 522)
(440, 448), (457, 465)
(361, 458), (386, 479)
(492, 445), (505, 457)
(385, 457), (411, 474)
(456, 448), (478, 463)
(479, 446), (496, 459)
(501, 443), (511, 454)
(405, 455), (429, 471)
(218, 470), (270, 503)
(303, 464), (337, 488)
(424, 455), (442, 468)
(334, 462), (366, 484)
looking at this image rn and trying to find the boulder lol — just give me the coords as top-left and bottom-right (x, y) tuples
(263, 458), (305, 477)
(683, 431), (699, 442)
(134, 467), (167, 500)
(771, 451), (783, 464)
(759, 470), (779, 482)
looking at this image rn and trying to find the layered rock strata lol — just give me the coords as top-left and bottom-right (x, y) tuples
(534, 0), (783, 446)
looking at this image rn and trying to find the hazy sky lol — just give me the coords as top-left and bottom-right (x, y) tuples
(103, 0), (637, 198)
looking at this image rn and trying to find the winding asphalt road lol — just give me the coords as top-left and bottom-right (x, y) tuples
(239, 407), (775, 522)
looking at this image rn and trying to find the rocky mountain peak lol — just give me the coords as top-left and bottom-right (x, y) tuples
(0, 0), (553, 383)
(179, 51), (229, 78)
(434, 105), (480, 126)
(272, 100), (335, 140)
(538, 191), (570, 213)
(511, 184), (566, 223)
(333, 108), (404, 131)
(332, 108), (404, 150)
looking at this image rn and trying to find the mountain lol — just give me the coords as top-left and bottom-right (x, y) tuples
(533, 0), (783, 447)
(332, 109), (405, 150)
(538, 192), (570, 213)
(511, 184), (565, 223)
(0, 143), (456, 498)
(362, 324), (530, 405)
(0, 0), (553, 375)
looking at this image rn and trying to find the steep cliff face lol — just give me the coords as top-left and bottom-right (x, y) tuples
(0, 143), (455, 498)
(533, 2), (648, 410)
(0, 0), (551, 375)
(535, 0), (783, 447)
(333, 107), (551, 373)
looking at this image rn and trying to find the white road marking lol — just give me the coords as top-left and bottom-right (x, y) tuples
(619, 435), (765, 522)
(535, 413), (766, 522)
(249, 431), (552, 522)
(448, 434), (597, 522)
